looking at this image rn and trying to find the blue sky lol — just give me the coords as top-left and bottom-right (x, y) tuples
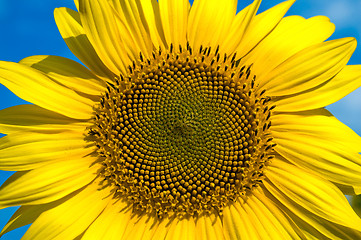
(0, 0), (361, 239)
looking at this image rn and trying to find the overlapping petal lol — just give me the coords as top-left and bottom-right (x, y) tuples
(21, 181), (110, 240)
(188, 0), (237, 50)
(20, 55), (105, 96)
(122, 214), (166, 240)
(0, 104), (87, 134)
(195, 213), (224, 240)
(262, 184), (361, 240)
(273, 65), (361, 111)
(241, 15), (335, 83)
(273, 137), (361, 193)
(0, 131), (93, 171)
(54, 7), (114, 79)
(260, 37), (356, 95)
(272, 108), (361, 152)
(82, 199), (134, 240)
(223, 188), (304, 240)
(230, 0), (295, 57)
(78, 0), (132, 75)
(272, 108), (361, 193)
(0, 61), (94, 119)
(159, 0), (190, 47)
(221, 0), (261, 55)
(0, 193), (77, 237)
(0, 153), (97, 208)
(152, 217), (197, 240)
(109, 0), (154, 58)
(265, 160), (361, 231)
(137, 0), (167, 49)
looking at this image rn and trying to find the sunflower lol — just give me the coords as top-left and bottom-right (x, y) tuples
(1, 0), (361, 239)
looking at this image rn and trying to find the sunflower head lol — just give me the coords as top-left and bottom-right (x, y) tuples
(89, 43), (275, 218)
(1, 0), (361, 239)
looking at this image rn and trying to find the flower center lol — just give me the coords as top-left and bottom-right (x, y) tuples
(89, 44), (275, 218)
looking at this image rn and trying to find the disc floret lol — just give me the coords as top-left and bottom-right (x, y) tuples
(89, 44), (275, 218)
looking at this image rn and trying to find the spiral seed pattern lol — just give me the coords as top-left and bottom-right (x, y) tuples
(90, 45), (275, 218)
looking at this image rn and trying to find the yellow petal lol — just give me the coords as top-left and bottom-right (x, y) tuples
(272, 108), (361, 152)
(138, 0), (167, 49)
(291, 209), (361, 240)
(273, 65), (361, 111)
(137, 216), (197, 240)
(0, 155), (97, 208)
(187, 0), (237, 51)
(1, 205), (45, 237)
(241, 15), (335, 82)
(195, 213), (224, 240)
(0, 193), (76, 237)
(251, 188), (305, 239)
(166, 217), (196, 240)
(223, 198), (265, 239)
(0, 61), (94, 119)
(231, 0), (295, 58)
(261, 37), (356, 96)
(0, 131), (92, 171)
(223, 189), (304, 240)
(82, 199), (133, 240)
(272, 124), (361, 193)
(54, 7), (114, 79)
(78, 0), (130, 75)
(21, 181), (110, 240)
(85, 202), (195, 240)
(265, 159), (361, 230)
(20, 55), (105, 96)
(109, 0), (154, 58)
(222, 0), (262, 55)
(0, 104), (87, 134)
(74, 0), (79, 10)
(262, 182), (361, 239)
(147, 218), (171, 240)
(120, 212), (161, 240)
(158, 0), (190, 47)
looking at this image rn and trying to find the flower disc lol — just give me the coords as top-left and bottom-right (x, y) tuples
(91, 46), (275, 217)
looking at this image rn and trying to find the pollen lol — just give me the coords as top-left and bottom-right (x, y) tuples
(89, 44), (275, 218)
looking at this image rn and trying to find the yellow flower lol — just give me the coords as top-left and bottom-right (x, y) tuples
(1, 0), (361, 239)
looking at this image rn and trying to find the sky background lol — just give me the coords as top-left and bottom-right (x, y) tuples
(1, 0), (361, 239)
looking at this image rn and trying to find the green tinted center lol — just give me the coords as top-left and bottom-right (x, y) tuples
(90, 45), (275, 218)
